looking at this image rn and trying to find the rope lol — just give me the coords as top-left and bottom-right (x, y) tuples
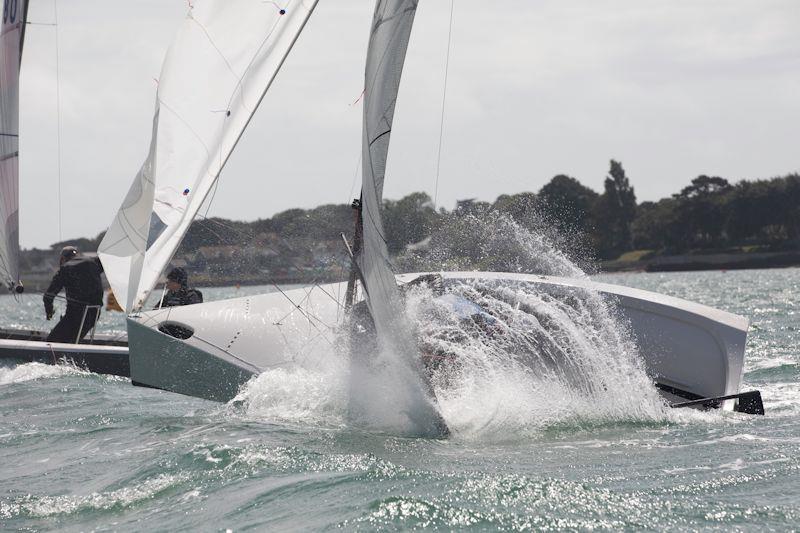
(53, 0), (63, 241)
(433, 0), (455, 210)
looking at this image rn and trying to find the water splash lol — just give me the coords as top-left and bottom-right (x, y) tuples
(405, 278), (668, 440)
(0, 362), (87, 386)
(346, 339), (446, 437)
(234, 213), (670, 437)
(398, 211), (590, 278)
(400, 213), (669, 438)
(230, 366), (347, 429)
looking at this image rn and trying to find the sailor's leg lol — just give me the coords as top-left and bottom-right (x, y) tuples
(46, 313), (82, 343)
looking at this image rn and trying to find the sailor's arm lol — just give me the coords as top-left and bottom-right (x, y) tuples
(185, 289), (203, 305)
(43, 271), (64, 319)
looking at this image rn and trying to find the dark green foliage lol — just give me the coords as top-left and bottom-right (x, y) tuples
(537, 174), (598, 240)
(493, 192), (538, 229)
(673, 176), (732, 248)
(22, 167), (800, 283)
(594, 160), (637, 258)
(631, 173), (800, 254)
(383, 192), (438, 254)
(50, 231), (105, 253)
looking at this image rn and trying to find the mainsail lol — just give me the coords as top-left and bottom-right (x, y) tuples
(0, 0), (28, 290)
(355, 0), (447, 435)
(99, 0), (318, 312)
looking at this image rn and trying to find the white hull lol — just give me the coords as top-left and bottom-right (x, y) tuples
(126, 272), (749, 409)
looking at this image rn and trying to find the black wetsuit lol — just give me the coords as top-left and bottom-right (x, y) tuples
(43, 256), (104, 343)
(160, 286), (203, 307)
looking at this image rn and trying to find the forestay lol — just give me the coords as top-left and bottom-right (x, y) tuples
(0, 0), (28, 290)
(99, 0), (318, 312)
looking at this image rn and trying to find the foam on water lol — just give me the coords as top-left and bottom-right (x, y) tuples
(0, 362), (88, 386)
(231, 366), (348, 428)
(0, 474), (185, 519)
(231, 349), (445, 436)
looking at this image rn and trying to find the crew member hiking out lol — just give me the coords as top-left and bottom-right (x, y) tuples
(159, 267), (203, 308)
(43, 246), (104, 343)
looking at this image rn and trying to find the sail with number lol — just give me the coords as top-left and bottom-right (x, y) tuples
(0, 0), (28, 291)
(99, 0), (318, 312)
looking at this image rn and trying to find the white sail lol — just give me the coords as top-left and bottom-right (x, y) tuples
(355, 0), (447, 435)
(0, 0), (27, 290)
(99, 0), (318, 312)
(356, 0), (418, 351)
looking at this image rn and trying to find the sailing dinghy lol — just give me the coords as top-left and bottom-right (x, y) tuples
(109, 0), (762, 421)
(0, 0), (128, 375)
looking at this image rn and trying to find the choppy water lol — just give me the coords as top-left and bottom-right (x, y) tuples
(1, 268), (799, 531)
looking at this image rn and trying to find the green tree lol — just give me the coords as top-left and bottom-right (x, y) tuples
(537, 174), (598, 235)
(382, 192), (439, 255)
(673, 175), (732, 248)
(595, 160), (637, 258)
(493, 192), (538, 230)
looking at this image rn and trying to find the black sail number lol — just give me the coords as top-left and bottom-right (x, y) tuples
(3, 0), (18, 24)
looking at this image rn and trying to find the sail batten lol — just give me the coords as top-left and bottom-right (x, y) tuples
(99, 0), (318, 312)
(0, 0), (27, 290)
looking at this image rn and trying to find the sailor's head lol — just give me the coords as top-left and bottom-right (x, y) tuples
(59, 246), (78, 265)
(166, 266), (188, 290)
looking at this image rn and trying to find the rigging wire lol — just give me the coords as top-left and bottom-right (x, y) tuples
(345, 152), (362, 204)
(53, 0), (63, 241)
(433, 0), (455, 210)
(192, 214), (346, 312)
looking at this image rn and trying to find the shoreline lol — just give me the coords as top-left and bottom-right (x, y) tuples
(601, 250), (800, 273)
(16, 251), (800, 292)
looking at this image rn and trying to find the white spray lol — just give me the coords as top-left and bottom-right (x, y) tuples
(235, 213), (669, 437)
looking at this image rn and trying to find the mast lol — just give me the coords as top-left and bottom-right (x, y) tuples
(343, 197), (363, 311)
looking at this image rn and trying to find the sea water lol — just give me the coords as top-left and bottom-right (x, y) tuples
(1, 264), (799, 529)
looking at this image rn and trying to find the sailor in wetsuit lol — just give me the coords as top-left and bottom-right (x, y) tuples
(43, 246), (104, 343)
(159, 267), (203, 308)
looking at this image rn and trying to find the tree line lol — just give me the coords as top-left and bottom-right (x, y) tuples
(34, 161), (800, 270)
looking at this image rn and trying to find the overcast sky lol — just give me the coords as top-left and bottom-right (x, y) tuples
(19, 0), (800, 249)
